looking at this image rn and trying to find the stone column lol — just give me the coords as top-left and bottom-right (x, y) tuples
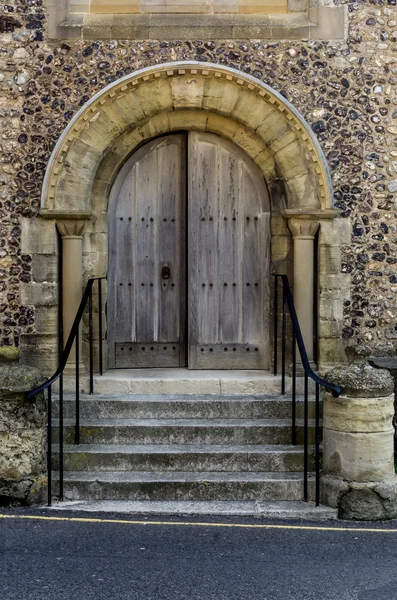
(56, 220), (86, 367)
(322, 364), (397, 520)
(287, 218), (319, 363)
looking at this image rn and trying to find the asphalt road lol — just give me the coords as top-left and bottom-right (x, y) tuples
(2, 510), (397, 600)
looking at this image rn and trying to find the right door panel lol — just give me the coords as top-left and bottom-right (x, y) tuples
(188, 131), (270, 370)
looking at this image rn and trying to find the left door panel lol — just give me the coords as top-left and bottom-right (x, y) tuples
(108, 134), (187, 368)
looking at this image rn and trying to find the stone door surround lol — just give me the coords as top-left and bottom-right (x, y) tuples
(34, 62), (349, 372)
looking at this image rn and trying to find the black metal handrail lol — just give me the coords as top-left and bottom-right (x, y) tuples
(28, 277), (106, 507)
(273, 274), (342, 507)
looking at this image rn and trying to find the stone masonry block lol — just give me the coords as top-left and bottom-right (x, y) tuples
(206, 113), (240, 140)
(319, 297), (344, 321)
(271, 236), (290, 262)
(20, 282), (57, 307)
(170, 75), (204, 109)
(20, 334), (58, 375)
(231, 88), (273, 130)
(232, 127), (264, 159)
(319, 244), (342, 275)
(274, 141), (309, 179)
(168, 109), (208, 131)
(31, 254), (58, 283)
(318, 319), (342, 339)
(202, 78), (240, 115)
(21, 218), (57, 255)
(319, 218), (351, 246)
(34, 306), (58, 334)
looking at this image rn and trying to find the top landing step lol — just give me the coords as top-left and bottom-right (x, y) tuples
(80, 370), (287, 396)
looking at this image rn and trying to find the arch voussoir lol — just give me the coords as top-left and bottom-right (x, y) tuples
(42, 62), (333, 215)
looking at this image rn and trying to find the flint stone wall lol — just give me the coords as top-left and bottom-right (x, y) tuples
(0, 0), (397, 365)
(0, 364), (47, 505)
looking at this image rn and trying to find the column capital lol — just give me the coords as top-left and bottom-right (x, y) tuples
(288, 218), (320, 240)
(56, 219), (87, 238)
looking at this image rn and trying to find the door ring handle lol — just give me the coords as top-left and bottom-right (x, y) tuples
(161, 265), (171, 280)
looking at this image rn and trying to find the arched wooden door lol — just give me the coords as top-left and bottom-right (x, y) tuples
(108, 131), (270, 370)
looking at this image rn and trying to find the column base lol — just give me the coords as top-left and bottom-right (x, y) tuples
(321, 474), (397, 521)
(62, 361), (87, 381)
(294, 361), (317, 377)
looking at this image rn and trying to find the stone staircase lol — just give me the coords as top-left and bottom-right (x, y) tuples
(51, 371), (335, 518)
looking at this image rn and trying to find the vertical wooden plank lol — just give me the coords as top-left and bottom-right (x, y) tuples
(135, 146), (158, 343)
(218, 146), (241, 343)
(189, 131), (270, 370)
(108, 166), (136, 367)
(108, 134), (187, 368)
(261, 211), (271, 369)
(188, 132), (219, 367)
(242, 164), (264, 346)
(157, 135), (187, 365)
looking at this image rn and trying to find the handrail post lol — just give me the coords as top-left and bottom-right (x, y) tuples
(47, 385), (52, 507)
(273, 275), (278, 376)
(98, 278), (103, 376)
(292, 329), (296, 445)
(315, 382), (320, 506)
(303, 371), (308, 502)
(281, 287), (286, 395)
(75, 325), (80, 445)
(26, 278), (107, 506)
(89, 289), (94, 394)
(59, 373), (64, 501)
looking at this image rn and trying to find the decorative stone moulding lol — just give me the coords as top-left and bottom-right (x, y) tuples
(40, 210), (92, 220)
(322, 364), (397, 521)
(40, 62), (334, 220)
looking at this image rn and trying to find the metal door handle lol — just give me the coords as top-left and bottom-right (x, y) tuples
(161, 265), (171, 279)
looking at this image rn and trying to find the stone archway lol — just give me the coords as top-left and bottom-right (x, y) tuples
(36, 61), (348, 373)
(41, 61), (333, 213)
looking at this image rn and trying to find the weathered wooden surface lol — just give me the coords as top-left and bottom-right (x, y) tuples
(108, 131), (270, 369)
(108, 134), (186, 368)
(115, 343), (182, 368)
(193, 344), (264, 369)
(188, 131), (270, 369)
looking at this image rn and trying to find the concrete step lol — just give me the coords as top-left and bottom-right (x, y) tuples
(80, 370), (287, 395)
(52, 443), (317, 472)
(54, 471), (315, 502)
(52, 393), (320, 421)
(49, 499), (337, 519)
(53, 418), (317, 445)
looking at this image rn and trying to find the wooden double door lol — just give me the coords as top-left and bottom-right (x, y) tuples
(108, 131), (270, 370)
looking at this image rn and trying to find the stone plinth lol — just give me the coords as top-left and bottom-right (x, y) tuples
(369, 357), (397, 456)
(0, 364), (47, 506)
(321, 364), (397, 521)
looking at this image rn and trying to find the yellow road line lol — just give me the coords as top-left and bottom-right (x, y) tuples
(0, 513), (397, 533)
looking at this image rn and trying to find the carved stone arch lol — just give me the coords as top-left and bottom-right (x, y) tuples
(36, 62), (349, 374)
(41, 61), (334, 215)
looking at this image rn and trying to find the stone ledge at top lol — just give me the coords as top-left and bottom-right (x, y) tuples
(52, 7), (346, 40)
